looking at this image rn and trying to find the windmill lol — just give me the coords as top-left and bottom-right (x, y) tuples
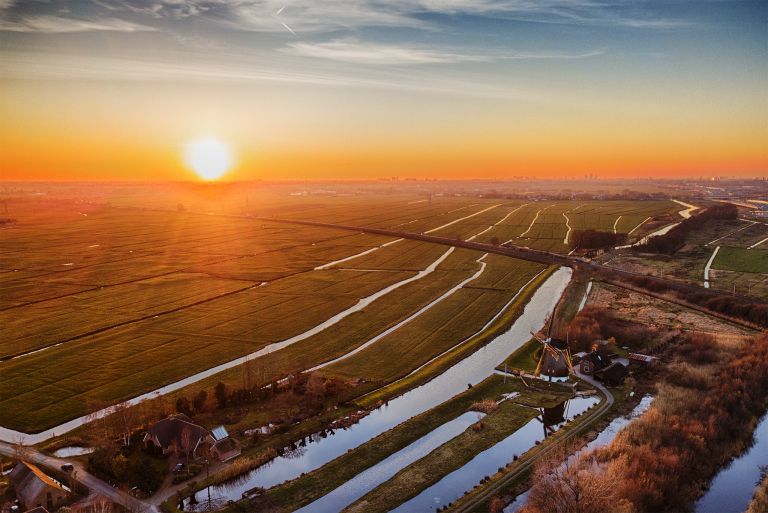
(532, 331), (575, 379)
(536, 399), (569, 438)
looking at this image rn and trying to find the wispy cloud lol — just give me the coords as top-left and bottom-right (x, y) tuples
(0, 49), (557, 103)
(226, 0), (691, 33)
(0, 0), (693, 34)
(284, 40), (488, 65)
(284, 39), (603, 65)
(0, 15), (155, 32)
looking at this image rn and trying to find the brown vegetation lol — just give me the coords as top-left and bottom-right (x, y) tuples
(470, 400), (499, 414)
(566, 306), (657, 353)
(636, 203), (737, 254)
(210, 448), (278, 485)
(747, 472), (768, 513)
(522, 444), (634, 513)
(523, 332), (768, 513)
(604, 272), (768, 328)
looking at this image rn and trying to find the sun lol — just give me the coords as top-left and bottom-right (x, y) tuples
(184, 137), (234, 180)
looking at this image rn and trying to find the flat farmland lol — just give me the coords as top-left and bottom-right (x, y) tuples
(467, 200), (679, 251)
(0, 192), (678, 435)
(0, 247), (495, 431)
(318, 251), (545, 382)
(713, 246), (768, 274)
(1, 196), (523, 432)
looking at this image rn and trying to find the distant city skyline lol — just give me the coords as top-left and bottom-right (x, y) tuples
(1, 0), (766, 181)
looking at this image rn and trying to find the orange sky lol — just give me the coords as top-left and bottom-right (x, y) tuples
(1, 1), (766, 181)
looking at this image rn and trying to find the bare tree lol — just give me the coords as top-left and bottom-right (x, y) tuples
(83, 399), (116, 449)
(523, 447), (634, 513)
(13, 434), (28, 461)
(112, 401), (140, 447)
(180, 426), (194, 462)
(81, 496), (113, 513)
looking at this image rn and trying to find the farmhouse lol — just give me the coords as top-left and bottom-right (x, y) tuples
(143, 414), (209, 459)
(578, 350), (611, 375)
(594, 361), (629, 386)
(9, 462), (70, 511)
(143, 415), (241, 461)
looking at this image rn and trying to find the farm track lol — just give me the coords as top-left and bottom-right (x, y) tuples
(0, 441), (159, 513)
(705, 220), (756, 246)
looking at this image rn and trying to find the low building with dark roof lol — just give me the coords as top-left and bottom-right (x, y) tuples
(10, 462), (70, 511)
(209, 426), (241, 462)
(579, 350), (611, 375)
(143, 415), (241, 462)
(143, 414), (210, 460)
(594, 361), (629, 386)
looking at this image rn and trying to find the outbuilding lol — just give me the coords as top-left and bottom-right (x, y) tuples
(9, 462), (70, 511)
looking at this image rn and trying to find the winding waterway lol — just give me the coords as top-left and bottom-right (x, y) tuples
(296, 412), (484, 513)
(392, 396), (600, 513)
(186, 267), (573, 505)
(504, 394), (655, 512)
(695, 410), (768, 513)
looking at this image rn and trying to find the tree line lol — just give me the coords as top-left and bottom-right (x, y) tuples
(636, 203), (738, 254)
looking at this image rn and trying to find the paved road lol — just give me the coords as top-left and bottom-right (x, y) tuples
(451, 371), (615, 513)
(0, 442), (159, 513)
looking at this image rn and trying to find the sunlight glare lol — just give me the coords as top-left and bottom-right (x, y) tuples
(184, 137), (233, 180)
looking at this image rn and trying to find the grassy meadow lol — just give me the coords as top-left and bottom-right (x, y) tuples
(713, 246), (768, 274)
(0, 188), (678, 433)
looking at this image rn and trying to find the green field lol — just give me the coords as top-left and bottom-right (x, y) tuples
(713, 246), (768, 274)
(0, 190), (675, 433)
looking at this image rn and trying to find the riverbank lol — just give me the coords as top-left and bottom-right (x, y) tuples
(263, 375), (568, 513)
(163, 268), (573, 512)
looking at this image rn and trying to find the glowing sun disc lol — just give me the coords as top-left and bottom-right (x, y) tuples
(184, 137), (233, 180)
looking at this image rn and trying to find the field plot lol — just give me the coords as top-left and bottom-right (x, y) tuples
(466, 200), (678, 252)
(0, 194), (677, 435)
(1, 196), (534, 433)
(263, 195), (483, 231)
(340, 240), (451, 271)
(320, 254), (545, 383)
(709, 221), (768, 249)
(0, 273), (253, 358)
(713, 247), (768, 274)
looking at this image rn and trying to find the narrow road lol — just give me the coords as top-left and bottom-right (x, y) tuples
(451, 372), (614, 513)
(0, 442), (159, 513)
(703, 246), (721, 289)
